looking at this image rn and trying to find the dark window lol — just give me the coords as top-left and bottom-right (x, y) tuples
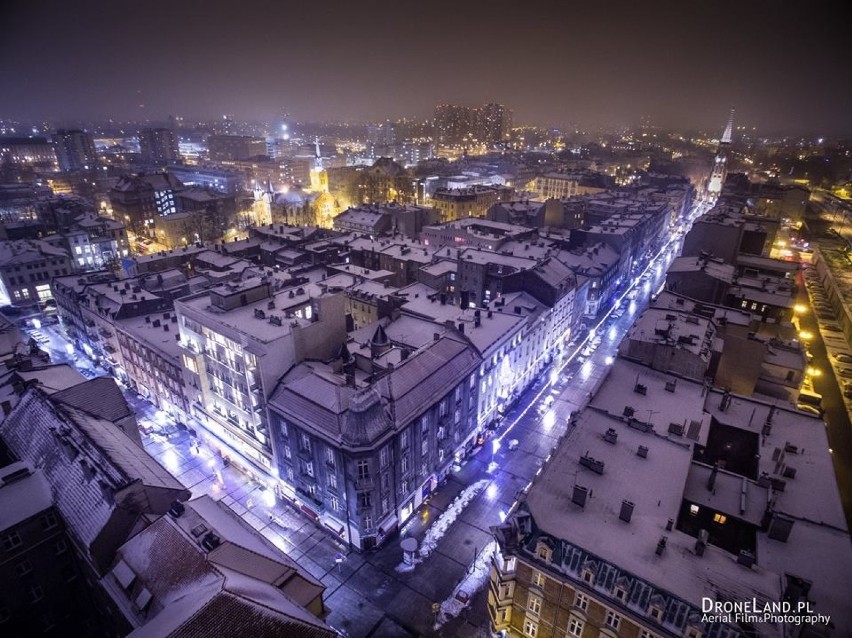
(2, 532), (22, 550)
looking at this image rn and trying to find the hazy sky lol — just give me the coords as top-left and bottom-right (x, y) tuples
(1, 0), (850, 134)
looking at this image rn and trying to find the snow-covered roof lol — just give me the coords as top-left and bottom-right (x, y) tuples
(523, 406), (783, 611)
(110, 496), (334, 638)
(589, 357), (711, 443)
(0, 389), (188, 561)
(0, 463), (53, 532)
(270, 333), (480, 445)
(51, 376), (134, 422)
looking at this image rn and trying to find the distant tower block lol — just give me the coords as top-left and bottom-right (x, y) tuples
(707, 108), (735, 198)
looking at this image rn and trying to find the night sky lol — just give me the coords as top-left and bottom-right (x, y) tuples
(1, 0), (850, 134)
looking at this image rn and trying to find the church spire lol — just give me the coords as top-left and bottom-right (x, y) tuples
(720, 108), (735, 145)
(314, 137), (322, 169)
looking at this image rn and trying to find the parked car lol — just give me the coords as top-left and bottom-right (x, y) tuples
(834, 353), (852, 364)
(796, 404), (822, 417)
(824, 324), (843, 333)
(844, 383), (852, 399)
(837, 368), (852, 379)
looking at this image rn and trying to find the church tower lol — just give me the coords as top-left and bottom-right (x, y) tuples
(707, 109), (734, 198)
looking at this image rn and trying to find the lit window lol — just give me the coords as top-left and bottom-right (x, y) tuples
(532, 570), (546, 588)
(689, 504), (699, 516)
(575, 592), (589, 611)
(713, 513), (727, 524)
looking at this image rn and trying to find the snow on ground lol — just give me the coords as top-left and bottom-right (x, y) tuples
(394, 479), (489, 573)
(434, 540), (497, 629)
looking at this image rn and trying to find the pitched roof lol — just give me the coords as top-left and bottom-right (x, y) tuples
(51, 376), (134, 422)
(270, 334), (480, 445)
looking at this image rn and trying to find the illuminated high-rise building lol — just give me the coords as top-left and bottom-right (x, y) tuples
(138, 127), (180, 164)
(707, 109), (734, 198)
(434, 104), (477, 146)
(479, 103), (513, 143)
(53, 129), (96, 172)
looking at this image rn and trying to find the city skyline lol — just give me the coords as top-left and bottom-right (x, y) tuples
(1, 0), (850, 135)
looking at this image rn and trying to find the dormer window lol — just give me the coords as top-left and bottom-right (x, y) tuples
(536, 540), (552, 562)
(582, 569), (594, 585)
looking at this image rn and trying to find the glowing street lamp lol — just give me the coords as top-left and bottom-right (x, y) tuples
(799, 330), (814, 341)
(793, 304), (808, 315)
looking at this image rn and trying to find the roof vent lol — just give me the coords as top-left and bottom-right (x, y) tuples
(637, 445), (649, 458)
(655, 536), (667, 556)
(737, 550), (756, 568)
(603, 428), (618, 444)
(201, 532), (221, 551)
(572, 485), (589, 508)
(579, 454), (605, 474)
(619, 500), (634, 523)
(168, 501), (185, 518)
(668, 422), (685, 436)
(694, 529), (709, 556)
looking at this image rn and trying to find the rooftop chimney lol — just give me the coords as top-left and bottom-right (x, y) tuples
(572, 485), (589, 508)
(707, 462), (719, 492)
(619, 500), (634, 523)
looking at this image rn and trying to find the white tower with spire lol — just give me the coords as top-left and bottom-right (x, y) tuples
(707, 109), (735, 198)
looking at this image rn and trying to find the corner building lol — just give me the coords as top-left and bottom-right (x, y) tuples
(268, 330), (480, 550)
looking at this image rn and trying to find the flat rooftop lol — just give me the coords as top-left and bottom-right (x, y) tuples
(589, 357), (711, 444)
(524, 407), (783, 611)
